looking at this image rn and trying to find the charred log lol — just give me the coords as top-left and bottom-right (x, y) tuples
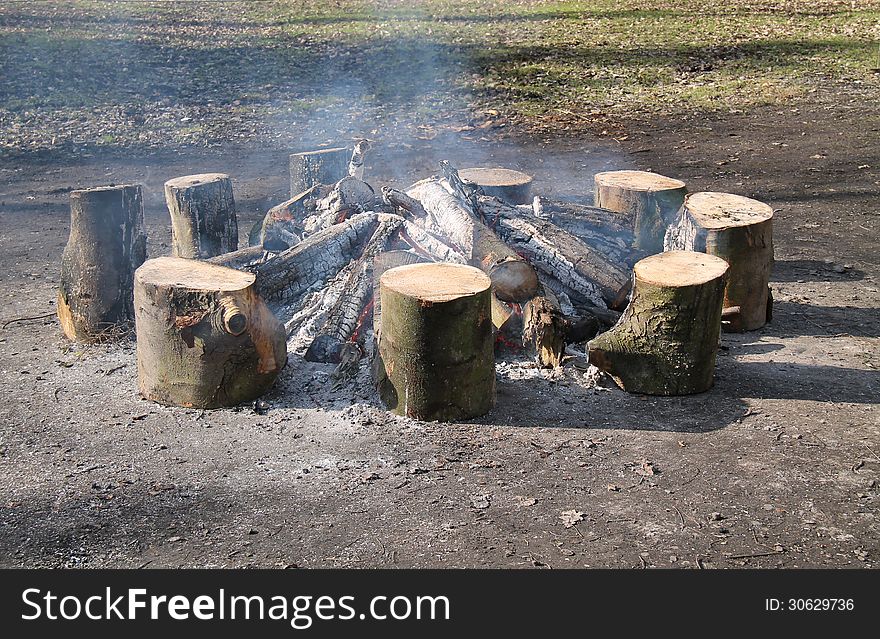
(58, 184), (147, 342)
(408, 178), (538, 303)
(476, 196), (628, 309)
(304, 214), (404, 363)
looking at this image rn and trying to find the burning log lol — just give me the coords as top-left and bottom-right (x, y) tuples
(476, 196), (630, 309)
(302, 177), (382, 235)
(665, 192), (774, 332)
(251, 186), (322, 247)
(537, 199), (639, 264)
(289, 147), (351, 197)
(304, 214), (404, 363)
(375, 263), (495, 421)
(594, 170), (687, 254)
(588, 251), (729, 395)
(247, 212), (380, 303)
(164, 173), (238, 259)
(408, 178), (539, 302)
(58, 184), (147, 342)
(382, 186), (427, 220)
(459, 167), (533, 204)
(134, 257), (287, 408)
(397, 220), (466, 264)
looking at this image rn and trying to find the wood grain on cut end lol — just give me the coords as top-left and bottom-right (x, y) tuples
(460, 167), (533, 204)
(381, 262), (491, 303)
(634, 250), (729, 288)
(164, 172), (229, 190)
(684, 192), (773, 230)
(290, 147), (349, 159)
(594, 170), (685, 192)
(136, 256), (255, 292)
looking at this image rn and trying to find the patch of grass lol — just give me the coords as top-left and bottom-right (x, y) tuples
(1, 0), (878, 150)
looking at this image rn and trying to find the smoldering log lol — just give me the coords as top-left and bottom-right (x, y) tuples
(250, 212), (380, 303)
(397, 220), (467, 264)
(522, 281), (567, 368)
(348, 139), (369, 180)
(476, 196), (628, 309)
(480, 196), (636, 266)
(302, 177), (384, 235)
(58, 184), (147, 342)
(304, 214), (405, 363)
(382, 186), (427, 220)
(407, 178), (539, 303)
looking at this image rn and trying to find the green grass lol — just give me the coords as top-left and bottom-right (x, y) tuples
(1, 0), (878, 150)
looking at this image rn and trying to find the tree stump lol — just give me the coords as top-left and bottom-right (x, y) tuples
(375, 263), (495, 421)
(594, 170), (687, 254)
(665, 192), (774, 332)
(459, 167), (533, 204)
(289, 147), (351, 197)
(134, 257), (287, 409)
(57, 184), (147, 342)
(588, 251), (729, 395)
(164, 173), (238, 259)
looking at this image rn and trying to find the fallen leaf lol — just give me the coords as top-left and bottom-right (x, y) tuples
(560, 509), (584, 528)
(470, 494), (490, 509)
(634, 459), (658, 476)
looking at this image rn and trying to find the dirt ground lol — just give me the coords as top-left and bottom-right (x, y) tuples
(1, 91), (878, 568)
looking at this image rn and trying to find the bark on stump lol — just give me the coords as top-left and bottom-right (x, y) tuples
(588, 251), (729, 395)
(134, 257), (287, 409)
(459, 167), (533, 204)
(375, 263), (495, 421)
(164, 173), (238, 259)
(665, 192), (774, 332)
(594, 170), (687, 254)
(58, 184), (147, 342)
(289, 147), (351, 197)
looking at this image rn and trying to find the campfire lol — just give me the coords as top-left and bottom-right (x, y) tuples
(56, 142), (774, 419)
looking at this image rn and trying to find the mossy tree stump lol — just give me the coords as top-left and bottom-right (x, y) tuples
(375, 263), (495, 421)
(665, 192), (774, 332)
(459, 167), (533, 204)
(135, 257), (287, 408)
(289, 147), (351, 197)
(588, 251), (729, 395)
(164, 173), (238, 259)
(58, 184), (147, 342)
(594, 170), (687, 254)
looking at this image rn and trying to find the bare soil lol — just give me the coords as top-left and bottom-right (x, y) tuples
(0, 95), (878, 569)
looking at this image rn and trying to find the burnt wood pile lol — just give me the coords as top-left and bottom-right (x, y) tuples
(56, 142), (775, 412)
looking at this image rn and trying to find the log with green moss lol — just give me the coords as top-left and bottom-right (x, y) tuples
(375, 263), (495, 421)
(588, 251), (729, 395)
(134, 257), (287, 408)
